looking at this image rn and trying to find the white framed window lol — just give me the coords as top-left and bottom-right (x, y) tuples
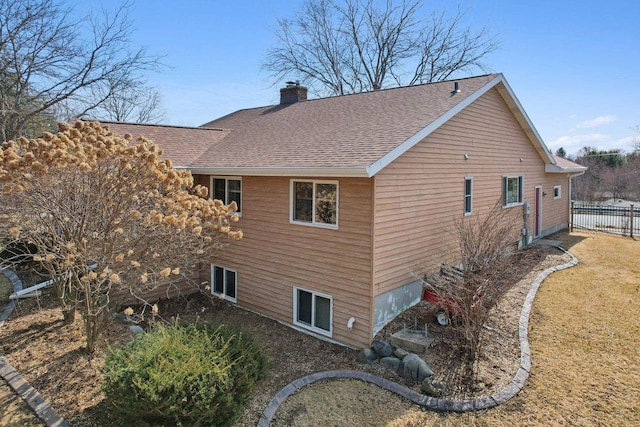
(211, 264), (237, 303)
(502, 176), (524, 207)
(464, 177), (473, 215)
(290, 180), (338, 228)
(211, 177), (242, 214)
(553, 185), (561, 200)
(293, 287), (333, 337)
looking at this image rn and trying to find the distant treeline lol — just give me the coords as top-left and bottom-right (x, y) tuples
(563, 145), (640, 202)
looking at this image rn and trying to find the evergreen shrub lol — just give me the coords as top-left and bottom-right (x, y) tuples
(102, 322), (267, 427)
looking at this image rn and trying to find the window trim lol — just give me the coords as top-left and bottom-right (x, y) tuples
(464, 176), (473, 216)
(210, 264), (237, 303)
(502, 175), (524, 208)
(553, 185), (561, 200)
(210, 176), (242, 215)
(289, 179), (339, 229)
(292, 287), (333, 337)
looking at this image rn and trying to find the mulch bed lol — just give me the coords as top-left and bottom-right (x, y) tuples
(0, 244), (569, 426)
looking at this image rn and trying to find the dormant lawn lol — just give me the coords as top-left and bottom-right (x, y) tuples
(273, 232), (640, 427)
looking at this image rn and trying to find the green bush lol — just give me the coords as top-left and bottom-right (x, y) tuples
(101, 322), (267, 427)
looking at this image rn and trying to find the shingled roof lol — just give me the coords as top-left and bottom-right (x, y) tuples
(101, 121), (229, 168)
(102, 74), (577, 177)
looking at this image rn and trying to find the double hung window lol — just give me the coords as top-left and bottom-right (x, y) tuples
(291, 180), (338, 228)
(464, 177), (473, 215)
(212, 177), (242, 213)
(502, 176), (524, 207)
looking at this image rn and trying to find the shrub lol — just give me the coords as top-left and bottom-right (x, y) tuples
(102, 322), (267, 427)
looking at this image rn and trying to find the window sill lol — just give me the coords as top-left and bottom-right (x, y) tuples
(290, 220), (338, 230)
(502, 202), (524, 209)
(212, 292), (237, 304)
(293, 320), (333, 337)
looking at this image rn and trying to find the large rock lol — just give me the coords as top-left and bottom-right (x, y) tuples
(356, 347), (377, 365)
(380, 356), (401, 373)
(129, 325), (144, 334)
(420, 378), (444, 397)
(371, 340), (393, 358)
(394, 347), (410, 360)
(400, 353), (434, 383)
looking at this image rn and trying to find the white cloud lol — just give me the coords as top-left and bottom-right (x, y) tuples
(552, 134), (610, 146)
(568, 114), (577, 120)
(576, 115), (618, 129)
(548, 133), (612, 157)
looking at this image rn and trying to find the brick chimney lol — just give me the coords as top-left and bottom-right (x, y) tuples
(280, 81), (307, 105)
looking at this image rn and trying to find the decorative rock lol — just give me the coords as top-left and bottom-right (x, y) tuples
(356, 348), (377, 365)
(421, 378), (444, 397)
(380, 356), (401, 373)
(393, 346), (410, 360)
(400, 353), (434, 383)
(371, 340), (393, 357)
(129, 325), (144, 334)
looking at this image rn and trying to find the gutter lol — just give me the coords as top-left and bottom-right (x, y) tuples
(187, 166), (371, 178)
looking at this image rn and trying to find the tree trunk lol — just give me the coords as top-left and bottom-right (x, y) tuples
(62, 308), (76, 324)
(85, 313), (99, 354)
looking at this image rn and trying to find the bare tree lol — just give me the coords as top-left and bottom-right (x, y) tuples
(263, 0), (498, 96)
(0, 0), (162, 140)
(87, 82), (165, 124)
(0, 121), (242, 353)
(421, 201), (520, 389)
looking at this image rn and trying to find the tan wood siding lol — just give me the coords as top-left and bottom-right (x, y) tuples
(206, 176), (374, 349)
(373, 87), (569, 296)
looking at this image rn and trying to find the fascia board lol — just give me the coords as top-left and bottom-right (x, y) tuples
(186, 166), (370, 178)
(545, 164), (588, 173)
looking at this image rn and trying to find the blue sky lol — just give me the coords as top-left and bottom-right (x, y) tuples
(77, 0), (638, 157)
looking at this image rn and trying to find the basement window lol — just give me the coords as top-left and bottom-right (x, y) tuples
(211, 265), (237, 303)
(293, 287), (332, 337)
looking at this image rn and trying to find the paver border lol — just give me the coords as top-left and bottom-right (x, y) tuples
(0, 268), (70, 427)
(258, 245), (579, 426)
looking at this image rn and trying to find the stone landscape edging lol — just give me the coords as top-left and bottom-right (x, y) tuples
(0, 269), (69, 427)
(258, 245), (579, 426)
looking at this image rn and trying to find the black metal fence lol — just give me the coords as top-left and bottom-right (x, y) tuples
(571, 202), (637, 238)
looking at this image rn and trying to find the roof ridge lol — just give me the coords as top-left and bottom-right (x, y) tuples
(204, 73), (500, 124)
(95, 120), (228, 132)
(276, 73), (497, 105)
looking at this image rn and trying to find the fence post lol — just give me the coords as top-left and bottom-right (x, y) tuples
(570, 201), (574, 232)
(631, 204), (634, 239)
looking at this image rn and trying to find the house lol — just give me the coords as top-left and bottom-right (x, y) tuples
(105, 73), (586, 349)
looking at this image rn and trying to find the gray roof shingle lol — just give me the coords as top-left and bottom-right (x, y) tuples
(195, 74), (498, 170)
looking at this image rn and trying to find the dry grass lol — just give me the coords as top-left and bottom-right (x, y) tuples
(279, 232), (640, 426)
